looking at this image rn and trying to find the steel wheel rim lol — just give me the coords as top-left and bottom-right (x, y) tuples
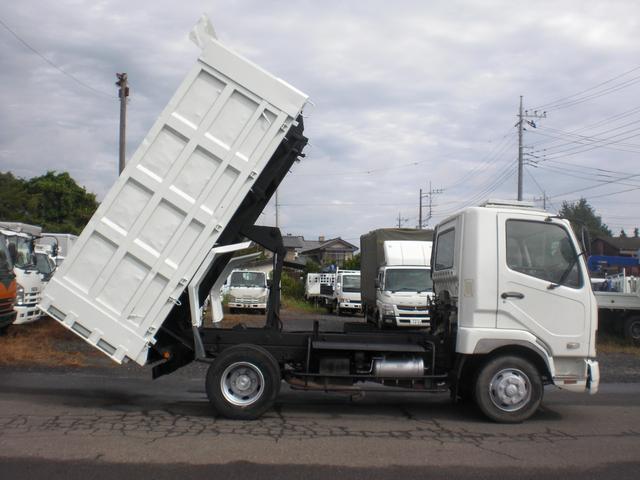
(488, 368), (532, 412)
(630, 320), (640, 340)
(220, 361), (265, 406)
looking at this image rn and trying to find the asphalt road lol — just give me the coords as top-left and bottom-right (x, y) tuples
(1, 365), (639, 479)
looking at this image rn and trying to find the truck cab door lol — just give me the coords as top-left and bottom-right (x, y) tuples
(496, 213), (592, 358)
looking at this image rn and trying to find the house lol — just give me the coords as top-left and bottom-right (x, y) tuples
(282, 234), (358, 266)
(590, 236), (640, 276)
(591, 236), (640, 257)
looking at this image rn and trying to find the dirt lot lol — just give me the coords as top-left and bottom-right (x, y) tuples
(1, 311), (639, 383)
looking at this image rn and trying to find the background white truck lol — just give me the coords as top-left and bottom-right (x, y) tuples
(361, 229), (433, 328)
(318, 269), (362, 315)
(226, 269), (269, 314)
(592, 271), (640, 342)
(0, 222), (46, 324)
(38, 18), (598, 424)
(304, 272), (335, 300)
(36, 233), (78, 266)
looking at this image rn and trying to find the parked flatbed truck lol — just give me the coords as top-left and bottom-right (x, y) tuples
(39, 17), (599, 423)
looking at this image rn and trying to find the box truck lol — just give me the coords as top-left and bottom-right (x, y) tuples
(39, 17), (598, 423)
(361, 229), (433, 328)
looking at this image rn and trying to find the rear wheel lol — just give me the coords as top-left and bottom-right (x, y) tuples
(624, 316), (640, 343)
(474, 355), (543, 423)
(206, 344), (281, 420)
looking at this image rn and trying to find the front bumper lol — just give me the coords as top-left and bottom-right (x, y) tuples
(586, 359), (600, 395)
(338, 301), (362, 312)
(13, 304), (42, 324)
(229, 303), (267, 310)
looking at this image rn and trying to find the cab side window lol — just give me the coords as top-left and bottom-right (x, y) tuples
(506, 220), (582, 288)
(434, 228), (455, 271)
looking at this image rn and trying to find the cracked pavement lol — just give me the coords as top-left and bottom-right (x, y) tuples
(0, 366), (639, 472)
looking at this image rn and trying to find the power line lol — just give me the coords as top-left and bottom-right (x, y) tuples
(530, 65), (640, 111)
(0, 16), (113, 99)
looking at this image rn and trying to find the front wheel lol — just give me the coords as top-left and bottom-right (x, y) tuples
(205, 344), (281, 420)
(474, 355), (543, 423)
(624, 316), (640, 343)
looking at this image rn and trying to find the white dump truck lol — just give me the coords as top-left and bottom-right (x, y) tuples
(361, 229), (433, 328)
(39, 18), (598, 424)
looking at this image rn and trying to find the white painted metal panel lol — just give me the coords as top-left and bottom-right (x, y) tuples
(39, 18), (308, 365)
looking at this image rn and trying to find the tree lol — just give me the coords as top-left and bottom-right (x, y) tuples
(634, 227), (639, 238)
(558, 198), (612, 239)
(342, 253), (361, 270)
(620, 228), (627, 238)
(0, 171), (99, 235)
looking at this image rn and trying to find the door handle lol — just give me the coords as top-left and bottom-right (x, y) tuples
(501, 291), (525, 299)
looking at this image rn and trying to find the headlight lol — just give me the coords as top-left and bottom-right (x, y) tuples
(227, 295), (236, 303)
(16, 283), (24, 305)
(381, 303), (395, 316)
(258, 295), (267, 303)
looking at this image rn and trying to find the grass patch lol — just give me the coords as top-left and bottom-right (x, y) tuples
(281, 296), (327, 314)
(597, 333), (640, 356)
(0, 317), (103, 367)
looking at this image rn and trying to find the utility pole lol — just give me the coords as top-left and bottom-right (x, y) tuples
(534, 191), (548, 210)
(418, 181), (444, 228)
(116, 73), (129, 175)
(516, 95), (546, 200)
(397, 212), (409, 228)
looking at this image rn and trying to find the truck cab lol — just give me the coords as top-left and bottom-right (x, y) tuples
(0, 232), (17, 333)
(1, 227), (44, 324)
(332, 269), (362, 315)
(432, 200), (599, 420)
(376, 262), (433, 327)
(226, 269), (269, 314)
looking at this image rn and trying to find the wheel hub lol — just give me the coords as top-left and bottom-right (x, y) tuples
(221, 362), (265, 406)
(489, 368), (532, 412)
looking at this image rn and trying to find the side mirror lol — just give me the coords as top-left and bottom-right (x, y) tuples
(374, 279), (380, 289)
(267, 279), (272, 288)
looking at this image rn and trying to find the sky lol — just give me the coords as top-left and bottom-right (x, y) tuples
(1, 1), (639, 245)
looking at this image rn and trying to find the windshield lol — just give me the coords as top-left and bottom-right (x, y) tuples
(7, 236), (36, 269)
(230, 271), (266, 288)
(342, 275), (360, 292)
(0, 235), (13, 271)
(35, 252), (55, 275)
(385, 268), (433, 293)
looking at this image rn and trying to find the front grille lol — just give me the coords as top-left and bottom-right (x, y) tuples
(397, 305), (428, 311)
(398, 313), (430, 318)
(0, 300), (13, 314)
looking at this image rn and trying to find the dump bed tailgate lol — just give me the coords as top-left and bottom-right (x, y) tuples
(39, 21), (308, 365)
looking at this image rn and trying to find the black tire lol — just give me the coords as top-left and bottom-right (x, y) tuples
(335, 302), (341, 316)
(624, 316), (640, 343)
(0, 325), (8, 336)
(205, 344), (281, 420)
(474, 355), (543, 423)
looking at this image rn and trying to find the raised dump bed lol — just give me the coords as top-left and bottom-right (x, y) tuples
(39, 17), (308, 365)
